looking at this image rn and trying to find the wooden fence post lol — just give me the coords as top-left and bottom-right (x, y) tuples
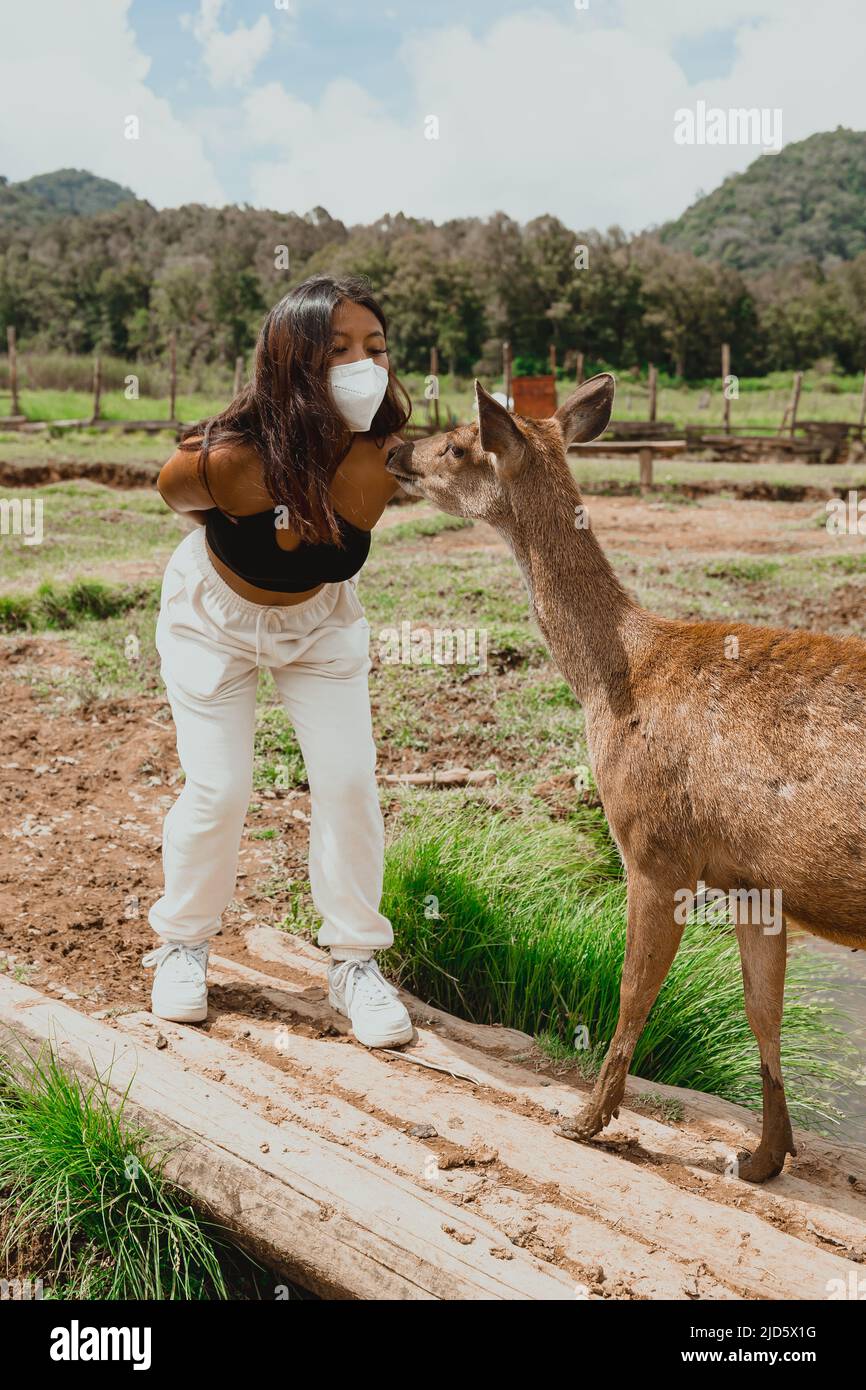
(549, 343), (557, 378)
(721, 342), (731, 434)
(639, 446), (653, 494)
(91, 356), (102, 423)
(6, 325), (19, 417)
(168, 332), (177, 423)
(648, 362), (657, 424)
(858, 365), (866, 439)
(787, 371), (803, 438)
(503, 339), (512, 410)
(233, 355), (244, 398)
(575, 351), (585, 386)
(430, 346), (440, 429)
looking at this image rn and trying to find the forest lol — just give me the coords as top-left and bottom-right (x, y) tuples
(1, 128), (866, 381)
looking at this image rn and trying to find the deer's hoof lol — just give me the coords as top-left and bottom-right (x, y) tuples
(554, 1110), (604, 1142)
(736, 1147), (789, 1184)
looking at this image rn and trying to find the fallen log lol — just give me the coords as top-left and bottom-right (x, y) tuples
(2, 934), (865, 1302)
(0, 976), (575, 1300)
(381, 767), (496, 787)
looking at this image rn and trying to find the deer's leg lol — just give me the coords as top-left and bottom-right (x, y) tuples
(557, 870), (685, 1143)
(734, 916), (796, 1183)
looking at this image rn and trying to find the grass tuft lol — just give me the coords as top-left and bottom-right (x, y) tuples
(0, 1041), (253, 1300)
(380, 802), (855, 1128)
(0, 580), (155, 632)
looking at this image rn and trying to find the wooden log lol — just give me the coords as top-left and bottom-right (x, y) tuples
(567, 439), (687, 457)
(240, 929), (866, 1192)
(381, 767), (495, 787)
(606, 420), (675, 441)
(212, 936), (866, 1299)
(6, 324), (20, 417)
(647, 362), (657, 424)
(243, 928), (535, 1060)
(115, 1005), (739, 1300)
(721, 342), (731, 435)
(0, 977), (574, 1300)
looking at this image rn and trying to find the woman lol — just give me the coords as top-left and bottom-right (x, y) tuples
(145, 274), (414, 1049)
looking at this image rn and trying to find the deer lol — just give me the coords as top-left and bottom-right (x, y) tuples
(386, 374), (866, 1183)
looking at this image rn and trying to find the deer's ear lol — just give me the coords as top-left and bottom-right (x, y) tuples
(555, 372), (615, 445)
(475, 381), (526, 478)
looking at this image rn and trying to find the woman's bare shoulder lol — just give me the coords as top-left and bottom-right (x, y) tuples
(177, 435), (271, 514)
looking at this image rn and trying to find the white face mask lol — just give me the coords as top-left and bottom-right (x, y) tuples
(329, 358), (389, 432)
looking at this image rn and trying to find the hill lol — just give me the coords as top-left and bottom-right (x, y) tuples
(660, 127), (866, 274)
(2, 146), (866, 379)
(0, 169), (139, 230)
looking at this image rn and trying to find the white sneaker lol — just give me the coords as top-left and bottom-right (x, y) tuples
(142, 941), (210, 1023)
(328, 957), (414, 1048)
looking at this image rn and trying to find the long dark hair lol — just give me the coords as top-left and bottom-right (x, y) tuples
(181, 274), (412, 545)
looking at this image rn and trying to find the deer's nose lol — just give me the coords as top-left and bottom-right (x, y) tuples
(386, 441), (415, 475)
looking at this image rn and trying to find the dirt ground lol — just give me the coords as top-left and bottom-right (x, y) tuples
(1, 490), (865, 1298)
(1, 489), (863, 1024)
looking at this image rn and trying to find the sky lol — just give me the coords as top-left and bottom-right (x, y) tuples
(1, 0), (865, 232)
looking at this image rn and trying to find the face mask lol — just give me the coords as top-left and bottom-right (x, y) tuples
(329, 358), (389, 432)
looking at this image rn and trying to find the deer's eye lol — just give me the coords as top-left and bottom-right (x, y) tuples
(449, 444), (465, 459)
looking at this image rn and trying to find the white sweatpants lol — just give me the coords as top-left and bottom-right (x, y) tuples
(148, 526), (393, 955)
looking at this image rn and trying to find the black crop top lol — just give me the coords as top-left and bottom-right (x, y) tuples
(205, 505), (371, 593)
(199, 441), (371, 592)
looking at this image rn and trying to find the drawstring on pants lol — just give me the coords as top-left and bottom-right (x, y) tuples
(254, 607), (284, 664)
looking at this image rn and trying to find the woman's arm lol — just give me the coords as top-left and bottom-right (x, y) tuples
(157, 438), (268, 523)
(157, 437), (213, 523)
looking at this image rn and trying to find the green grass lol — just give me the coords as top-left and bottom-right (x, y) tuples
(0, 578), (156, 633)
(0, 465), (862, 1137)
(0, 428), (173, 465)
(399, 368), (866, 435)
(6, 366), (866, 437)
(13, 389), (229, 425)
(378, 802), (856, 1129)
(376, 514), (473, 545)
(570, 456), (866, 493)
(0, 1043), (261, 1300)
(253, 701), (309, 790)
(0, 482), (178, 590)
(704, 558), (781, 584)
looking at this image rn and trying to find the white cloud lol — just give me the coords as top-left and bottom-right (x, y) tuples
(241, 3), (866, 229)
(5, 0), (865, 227)
(181, 0), (273, 90)
(0, 0), (224, 207)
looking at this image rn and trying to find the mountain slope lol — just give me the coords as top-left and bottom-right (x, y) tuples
(0, 168), (138, 230)
(660, 127), (866, 274)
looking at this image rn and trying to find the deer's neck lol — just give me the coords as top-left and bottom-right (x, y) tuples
(500, 473), (649, 711)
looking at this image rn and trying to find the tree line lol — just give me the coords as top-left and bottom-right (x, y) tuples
(1, 197), (865, 381)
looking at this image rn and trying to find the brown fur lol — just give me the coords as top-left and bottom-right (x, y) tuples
(387, 375), (866, 1182)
